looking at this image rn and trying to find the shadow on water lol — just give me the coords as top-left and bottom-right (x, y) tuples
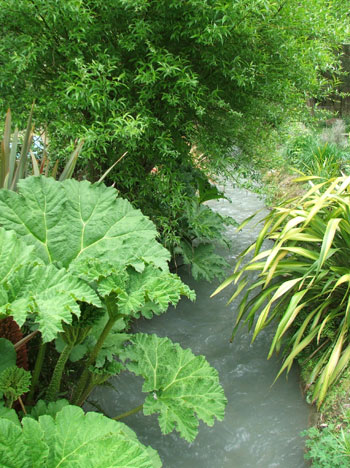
(90, 184), (309, 468)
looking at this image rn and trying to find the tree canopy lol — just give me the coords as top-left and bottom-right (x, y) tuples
(0, 0), (346, 161)
(0, 0), (347, 276)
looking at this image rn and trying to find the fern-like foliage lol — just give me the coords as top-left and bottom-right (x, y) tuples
(173, 201), (235, 282)
(120, 333), (227, 442)
(184, 202), (234, 245)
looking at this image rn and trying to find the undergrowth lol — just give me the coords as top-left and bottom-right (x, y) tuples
(301, 366), (350, 467)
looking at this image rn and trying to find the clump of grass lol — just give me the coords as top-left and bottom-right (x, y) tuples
(284, 119), (350, 180)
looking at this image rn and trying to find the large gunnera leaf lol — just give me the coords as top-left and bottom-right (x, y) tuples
(181, 242), (229, 282)
(0, 176), (170, 271)
(0, 177), (189, 337)
(98, 264), (195, 317)
(0, 405), (161, 468)
(0, 228), (100, 341)
(1, 264), (101, 342)
(120, 334), (227, 442)
(0, 227), (38, 283)
(70, 258), (195, 319)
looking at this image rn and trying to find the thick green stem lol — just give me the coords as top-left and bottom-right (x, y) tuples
(72, 367), (90, 406)
(76, 378), (96, 407)
(46, 342), (74, 401)
(73, 316), (117, 406)
(27, 341), (46, 405)
(112, 404), (144, 421)
(5, 396), (14, 409)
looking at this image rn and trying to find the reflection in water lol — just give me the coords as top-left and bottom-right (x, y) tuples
(91, 185), (309, 468)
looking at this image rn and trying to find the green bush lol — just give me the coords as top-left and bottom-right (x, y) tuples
(0, 176), (227, 466)
(133, 166), (235, 281)
(285, 132), (317, 168)
(300, 143), (345, 179)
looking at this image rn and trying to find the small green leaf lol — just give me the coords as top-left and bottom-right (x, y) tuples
(0, 366), (31, 404)
(0, 338), (16, 373)
(28, 399), (70, 420)
(0, 403), (20, 426)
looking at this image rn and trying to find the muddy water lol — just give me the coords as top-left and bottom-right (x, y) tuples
(92, 184), (309, 467)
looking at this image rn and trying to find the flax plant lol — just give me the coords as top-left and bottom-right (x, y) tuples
(213, 175), (350, 406)
(0, 107), (83, 189)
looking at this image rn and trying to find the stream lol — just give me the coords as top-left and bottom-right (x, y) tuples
(91, 184), (310, 467)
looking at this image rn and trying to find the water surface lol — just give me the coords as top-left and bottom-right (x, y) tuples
(92, 184), (309, 467)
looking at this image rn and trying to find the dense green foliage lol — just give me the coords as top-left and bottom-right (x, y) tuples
(0, 404), (162, 467)
(303, 424), (350, 467)
(214, 175), (350, 405)
(0, 1), (349, 463)
(284, 121), (350, 179)
(0, 176), (226, 465)
(0, 0), (347, 277)
(301, 366), (350, 467)
(1, 0), (345, 156)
